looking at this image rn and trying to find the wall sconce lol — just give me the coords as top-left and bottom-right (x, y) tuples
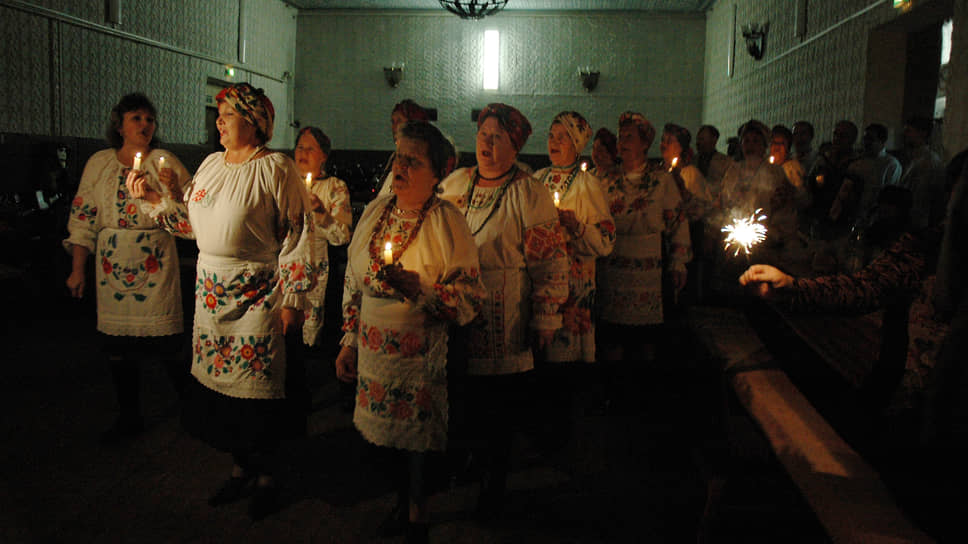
(383, 63), (404, 88)
(742, 22), (769, 60)
(579, 67), (600, 92)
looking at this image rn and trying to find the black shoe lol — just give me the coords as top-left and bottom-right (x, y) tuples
(475, 474), (505, 521)
(405, 521), (429, 544)
(99, 417), (144, 445)
(378, 499), (407, 537)
(208, 475), (253, 507)
(248, 484), (280, 521)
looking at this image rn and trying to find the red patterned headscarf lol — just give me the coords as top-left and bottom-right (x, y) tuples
(215, 83), (275, 143)
(478, 103), (532, 152)
(392, 99), (430, 122)
(618, 111), (656, 148)
(553, 111), (593, 154)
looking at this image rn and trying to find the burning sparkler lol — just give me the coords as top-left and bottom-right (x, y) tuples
(722, 209), (768, 256)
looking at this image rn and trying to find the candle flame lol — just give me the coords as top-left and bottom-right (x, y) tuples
(580, 162), (588, 172)
(135, 152), (142, 159)
(722, 209), (768, 256)
(305, 172), (313, 187)
(385, 242), (392, 251)
(553, 191), (560, 207)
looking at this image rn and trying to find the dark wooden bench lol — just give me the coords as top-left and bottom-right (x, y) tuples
(688, 306), (934, 543)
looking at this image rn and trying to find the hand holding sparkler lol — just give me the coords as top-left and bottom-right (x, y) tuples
(739, 264), (793, 298)
(722, 208), (768, 257)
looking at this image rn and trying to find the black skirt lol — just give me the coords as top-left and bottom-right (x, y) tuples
(180, 334), (310, 453)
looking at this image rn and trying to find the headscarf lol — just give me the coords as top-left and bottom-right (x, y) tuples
(478, 103), (532, 152)
(663, 123), (694, 165)
(215, 83), (275, 143)
(552, 111), (593, 154)
(618, 111), (656, 147)
(739, 119), (770, 150)
(393, 99), (430, 122)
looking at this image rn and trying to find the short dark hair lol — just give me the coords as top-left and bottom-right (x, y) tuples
(793, 120), (814, 139)
(398, 121), (456, 181)
(865, 123), (889, 143)
(906, 116), (933, 138)
(594, 127), (618, 160)
(698, 125), (720, 141)
(106, 93), (159, 149)
(771, 125), (793, 149)
(297, 126), (332, 156)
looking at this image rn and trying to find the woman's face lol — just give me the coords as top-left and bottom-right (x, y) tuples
(592, 138), (614, 170)
(392, 136), (438, 204)
(547, 122), (577, 167)
(476, 116), (517, 174)
(618, 124), (649, 168)
(216, 101), (258, 150)
(294, 132), (327, 177)
(769, 136), (789, 164)
(659, 132), (682, 165)
(119, 109), (156, 148)
(391, 111), (408, 141)
(741, 131), (767, 160)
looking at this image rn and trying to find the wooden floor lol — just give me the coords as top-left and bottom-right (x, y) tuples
(0, 294), (833, 543)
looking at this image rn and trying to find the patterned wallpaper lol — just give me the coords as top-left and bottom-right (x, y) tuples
(295, 11), (706, 155)
(0, 0), (297, 146)
(702, 0), (965, 156)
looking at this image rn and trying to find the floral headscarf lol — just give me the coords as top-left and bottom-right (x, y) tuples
(392, 99), (430, 122)
(553, 111), (593, 154)
(215, 83), (275, 143)
(478, 103), (532, 152)
(618, 111), (656, 147)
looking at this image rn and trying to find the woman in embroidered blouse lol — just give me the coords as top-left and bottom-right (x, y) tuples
(439, 103), (569, 518)
(126, 83), (313, 520)
(294, 126), (353, 347)
(64, 93), (191, 443)
(591, 127), (620, 181)
(597, 112), (691, 368)
(533, 111), (615, 363)
(334, 120), (485, 539)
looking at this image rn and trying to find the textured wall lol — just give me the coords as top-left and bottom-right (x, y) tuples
(0, 0), (297, 146)
(703, 0), (965, 157)
(295, 10), (706, 156)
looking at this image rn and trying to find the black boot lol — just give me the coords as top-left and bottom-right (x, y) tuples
(101, 357), (143, 444)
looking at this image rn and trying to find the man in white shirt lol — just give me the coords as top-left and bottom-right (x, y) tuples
(852, 123), (902, 227)
(695, 124), (731, 201)
(899, 116), (946, 229)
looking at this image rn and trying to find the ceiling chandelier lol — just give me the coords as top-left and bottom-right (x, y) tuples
(439, 0), (508, 20)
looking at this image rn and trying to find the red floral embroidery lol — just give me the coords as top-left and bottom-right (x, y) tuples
(144, 255), (159, 273)
(399, 332), (422, 357)
(191, 189), (207, 202)
(358, 390), (369, 408)
(240, 345), (255, 360)
(390, 400), (413, 420)
(101, 257), (112, 274)
(369, 381), (387, 403)
(205, 294), (217, 309)
(524, 222), (567, 261)
(367, 326), (383, 350)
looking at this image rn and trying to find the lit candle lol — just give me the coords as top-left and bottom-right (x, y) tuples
(669, 156), (678, 172)
(553, 191), (560, 208)
(157, 156), (166, 170)
(305, 172), (313, 188)
(383, 242), (393, 265)
(132, 152), (142, 171)
(580, 161), (588, 172)
(768, 155), (775, 164)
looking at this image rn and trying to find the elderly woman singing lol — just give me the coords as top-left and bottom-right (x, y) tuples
(597, 112), (691, 380)
(127, 83), (313, 520)
(439, 103), (569, 518)
(335, 120), (485, 540)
